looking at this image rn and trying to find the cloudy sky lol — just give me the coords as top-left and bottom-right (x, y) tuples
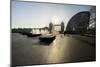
(11, 0), (95, 28)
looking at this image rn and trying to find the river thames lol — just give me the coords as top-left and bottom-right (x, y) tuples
(12, 33), (95, 66)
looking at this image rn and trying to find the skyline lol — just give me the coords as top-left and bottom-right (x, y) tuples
(11, 1), (95, 28)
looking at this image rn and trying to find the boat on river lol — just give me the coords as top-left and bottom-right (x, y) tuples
(39, 34), (56, 43)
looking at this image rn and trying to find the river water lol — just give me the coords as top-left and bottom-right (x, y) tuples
(12, 33), (95, 66)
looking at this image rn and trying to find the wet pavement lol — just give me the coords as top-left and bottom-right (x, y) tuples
(12, 33), (96, 66)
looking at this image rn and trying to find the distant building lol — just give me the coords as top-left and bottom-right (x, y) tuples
(52, 24), (61, 34)
(66, 11), (90, 34)
(31, 28), (49, 35)
(53, 24), (61, 31)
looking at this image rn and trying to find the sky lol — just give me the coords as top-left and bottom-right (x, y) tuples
(11, 0), (95, 28)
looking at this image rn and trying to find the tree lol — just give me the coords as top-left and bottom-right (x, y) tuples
(61, 21), (64, 33)
(49, 22), (53, 33)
